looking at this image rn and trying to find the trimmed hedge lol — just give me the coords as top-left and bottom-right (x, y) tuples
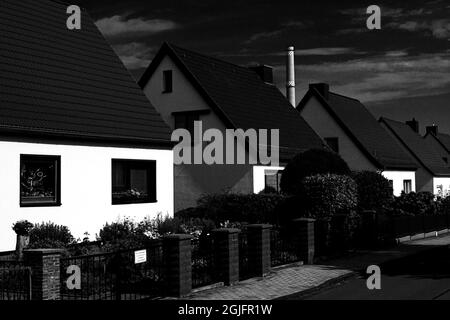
(390, 191), (438, 216)
(280, 149), (351, 195)
(352, 171), (393, 212)
(28, 222), (75, 249)
(300, 174), (358, 218)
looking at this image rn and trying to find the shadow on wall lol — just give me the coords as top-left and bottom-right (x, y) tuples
(174, 164), (253, 212)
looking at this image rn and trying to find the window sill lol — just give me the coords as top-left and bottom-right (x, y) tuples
(20, 202), (62, 208)
(162, 90), (172, 94)
(112, 200), (157, 205)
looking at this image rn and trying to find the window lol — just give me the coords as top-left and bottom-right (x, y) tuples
(162, 70), (173, 93)
(264, 169), (282, 193)
(174, 112), (200, 137)
(403, 179), (412, 194)
(20, 155), (61, 207)
(443, 157), (448, 164)
(324, 137), (339, 153)
(112, 159), (156, 205)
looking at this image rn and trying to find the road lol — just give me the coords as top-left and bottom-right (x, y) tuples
(304, 246), (450, 300)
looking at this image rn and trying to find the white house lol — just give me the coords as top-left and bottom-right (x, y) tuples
(297, 84), (418, 196)
(0, 0), (174, 251)
(138, 43), (325, 211)
(380, 118), (450, 197)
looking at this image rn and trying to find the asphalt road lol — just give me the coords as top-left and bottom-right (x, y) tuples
(305, 246), (450, 300)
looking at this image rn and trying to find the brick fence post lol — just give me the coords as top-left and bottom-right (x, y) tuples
(163, 234), (193, 297)
(292, 218), (315, 264)
(212, 228), (240, 286)
(247, 224), (271, 277)
(23, 249), (63, 300)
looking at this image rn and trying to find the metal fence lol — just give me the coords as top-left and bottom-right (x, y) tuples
(191, 235), (216, 288)
(0, 261), (31, 300)
(60, 241), (164, 300)
(270, 226), (301, 267)
(238, 229), (252, 280)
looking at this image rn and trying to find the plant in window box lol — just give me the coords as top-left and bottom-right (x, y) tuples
(12, 220), (34, 259)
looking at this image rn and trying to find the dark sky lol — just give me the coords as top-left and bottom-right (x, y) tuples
(75, 0), (449, 133)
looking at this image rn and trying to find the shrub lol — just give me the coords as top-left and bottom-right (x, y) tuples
(12, 220), (34, 236)
(300, 174), (358, 219)
(28, 222), (75, 249)
(390, 192), (437, 216)
(177, 192), (289, 225)
(440, 196), (450, 215)
(351, 171), (393, 212)
(280, 149), (351, 195)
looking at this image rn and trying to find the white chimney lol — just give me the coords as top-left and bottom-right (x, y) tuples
(286, 46), (295, 107)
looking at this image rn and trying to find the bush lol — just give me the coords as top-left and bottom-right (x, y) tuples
(280, 149), (351, 195)
(28, 222), (75, 249)
(352, 171), (393, 212)
(12, 220), (34, 236)
(440, 196), (450, 215)
(177, 192), (289, 225)
(390, 192), (437, 216)
(300, 174), (358, 219)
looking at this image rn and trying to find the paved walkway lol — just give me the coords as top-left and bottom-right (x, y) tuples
(180, 234), (450, 300)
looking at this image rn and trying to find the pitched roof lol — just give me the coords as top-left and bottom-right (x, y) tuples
(436, 133), (450, 152)
(139, 43), (325, 161)
(297, 88), (417, 171)
(0, 0), (172, 147)
(380, 118), (450, 176)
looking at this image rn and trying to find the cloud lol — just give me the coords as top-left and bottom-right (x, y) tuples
(387, 19), (450, 39)
(384, 50), (409, 57)
(112, 42), (154, 70)
(245, 30), (283, 44)
(95, 15), (178, 37)
(294, 48), (365, 56)
(272, 53), (450, 102)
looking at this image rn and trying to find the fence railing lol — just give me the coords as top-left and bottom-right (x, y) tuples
(60, 241), (164, 300)
(0, 260), (31, 300)
(270, 226), (301, 267)
(238, 229), (252, 280)
(191, 235), (216, 288)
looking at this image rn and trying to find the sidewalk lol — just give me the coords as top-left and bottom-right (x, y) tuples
(180, 234), (450, 300)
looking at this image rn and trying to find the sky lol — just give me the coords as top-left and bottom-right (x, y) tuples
(75, 0), (450, 134)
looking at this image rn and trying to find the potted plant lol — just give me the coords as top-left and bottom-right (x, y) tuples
(12, 220), (33, 259)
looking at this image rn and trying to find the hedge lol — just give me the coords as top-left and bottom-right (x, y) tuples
(352, 171), (393, 212)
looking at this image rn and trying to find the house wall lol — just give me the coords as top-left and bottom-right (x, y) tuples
(0, 140), (173, 251)
(416, 167), (434, 193)
(381, 171), (416, 196)
(142, 55), (256, 212)
(299, 96), (377, 171)
(433, 177), (450, 198)
(253, 166), (284, 194)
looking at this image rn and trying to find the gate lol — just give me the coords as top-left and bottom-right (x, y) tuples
(0, 260), (31, 300)
(60, 241), (164, 300)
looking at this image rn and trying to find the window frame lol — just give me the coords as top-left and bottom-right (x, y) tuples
(20, 154), (61, 208)
(162, 70), (173, 93)
(403, 179), (412, 194)
(111, 159), (157, 205)
(264, 169), (283, 193)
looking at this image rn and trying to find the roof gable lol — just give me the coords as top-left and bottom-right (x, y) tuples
(140, 43), (325, 161)
(380, 118), (450, 176)
(0, 0), (172, 147)
(297, 88), (417, 170)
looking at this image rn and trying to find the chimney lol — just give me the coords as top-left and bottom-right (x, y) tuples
(406, 118), (419, 133)
(249, 64), (273, 84)
(286, 46), (295, 106)
(426, 124), (438, 136)
(309, 83), (330, 100)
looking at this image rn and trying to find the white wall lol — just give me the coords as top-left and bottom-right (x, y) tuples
(300, 96), (377, 171)
(433, 177), (450, 198)
(0, 140), (173, 251)
(253, 166), (284, 194)
(381, 171), (416, 196)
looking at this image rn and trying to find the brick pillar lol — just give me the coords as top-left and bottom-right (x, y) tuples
(212, 228), (240, 285)
(163, 234), (193, 297)
(23, 249), (63, 300)
(292, 218), (315, 264)
(247, 224), (271, 277)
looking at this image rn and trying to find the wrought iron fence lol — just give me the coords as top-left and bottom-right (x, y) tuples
(191, 234), (216, 288)
(270, 226), (300, 267)
(60, 240), (164, 300)
(238, 229), (253, 280)
(0, 261), (31, 300)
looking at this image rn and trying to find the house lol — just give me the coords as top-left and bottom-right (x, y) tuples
(297, 83), (417, 196)
(424, 125), (450, 162)
(0, 0), (174, 251)
(380, 118), (450, 197)
(139, 43), (325, 211)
